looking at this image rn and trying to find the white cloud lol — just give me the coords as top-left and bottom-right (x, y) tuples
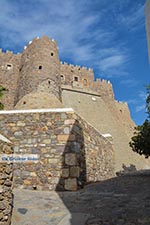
(120, 78), (139, 87)
(99, 55), (125, 70)
(118, 3), (144, 32)
(135, 104), (145, 112)
(0, 0), (145, 82)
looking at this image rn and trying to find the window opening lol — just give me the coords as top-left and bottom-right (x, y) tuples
(60, 75), (65, 80)
(74, 76), (78, 82)
(83, 79), (87, 86)
(39, 65), (42, 70)
(6, 64), (12, 70)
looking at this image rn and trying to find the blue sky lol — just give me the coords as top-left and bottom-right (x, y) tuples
(0, 0), (149, 125)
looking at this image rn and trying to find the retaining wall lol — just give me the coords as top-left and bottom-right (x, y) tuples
(0, 108), (114, 191)
(0, 140), (13, 225)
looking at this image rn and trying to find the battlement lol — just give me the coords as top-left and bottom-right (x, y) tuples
(23, 36), (58, 54)
(0, 35), (116, 110)
(60, 61), (114, 98)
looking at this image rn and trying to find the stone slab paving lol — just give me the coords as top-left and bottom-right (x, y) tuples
(11, 171), (150, 225)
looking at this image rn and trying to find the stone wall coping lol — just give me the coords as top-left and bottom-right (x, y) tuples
(0, 134), (11, 143)
(0, 108), (74, 114)
(62, 85), (101, 97)
(102, 133), (112, 138)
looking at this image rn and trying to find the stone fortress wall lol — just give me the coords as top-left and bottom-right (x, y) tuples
(0, 36), (114, 109)
(0, 109), (114, 191)
(0, 137), (13, 225)
(0, 36), (150, 172)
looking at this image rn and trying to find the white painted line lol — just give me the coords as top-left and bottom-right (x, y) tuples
(0, 108), (74, 114)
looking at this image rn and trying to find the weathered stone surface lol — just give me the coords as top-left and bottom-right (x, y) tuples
(62, 168), (69, 178)
(43, 139), (51, 144)
(65, 178), (77, 191)
(70, 166), (80, 178)
(0, 110), (114, 193)
(57, 134), (76, 142)
(65, 153), (77, 166)
(0, 141), (13, 224)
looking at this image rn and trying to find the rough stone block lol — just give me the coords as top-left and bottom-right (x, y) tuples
(57, 134), (76, 142)
(48, 158), (58, 164)
(17, 121), (26, 126)
(64, 127), (70, 134)
(70, 166), (80, 177)
(62, 168), (69, 178)
(14, 131), (23, 137)
(64, 119), (75, 125)
(65, 153), (77, 166)
(24, 180), (31, 185)
(65, 178), (77, 191)
(43, 139), (51, 144)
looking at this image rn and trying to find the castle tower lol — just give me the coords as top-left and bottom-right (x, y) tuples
(15, 36), (62, 107)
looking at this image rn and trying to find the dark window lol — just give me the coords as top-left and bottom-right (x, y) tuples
(48, 80), (51, 84)
(6, 64), (12, 70)
(83, 79), (87, 86)
(60, 75), (65, 80)
(23, 101), (26, 105)
(74, 76), (78, 82)
(51, 52), (54, 56)
(39, 65), (42, 70)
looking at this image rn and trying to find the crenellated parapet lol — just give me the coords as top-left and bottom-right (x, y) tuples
(0, 35), (115, 109)
(92, 78), (114, 99)
(16, 36), (62, 105)
(60, 62), (94, 87)
(60, 62), (114, 99)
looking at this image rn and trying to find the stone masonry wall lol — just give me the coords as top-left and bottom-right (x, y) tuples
(0, 36), (114, 110)
(0, 51), (21, 109)
(0, 109), (114, 191)
(0, 140), (13, 225)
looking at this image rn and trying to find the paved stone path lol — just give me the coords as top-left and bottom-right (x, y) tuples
(11, 171), (150, 225)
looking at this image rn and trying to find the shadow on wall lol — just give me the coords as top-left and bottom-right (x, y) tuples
(55, 120), (88, 225)
(55, 119), (86, 192)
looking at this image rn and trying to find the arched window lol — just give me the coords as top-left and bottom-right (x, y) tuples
(39, 65), (42, 70)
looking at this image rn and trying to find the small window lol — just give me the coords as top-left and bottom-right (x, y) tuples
(48, 80), (51, 84)
(39, 65), (42, 70)
(51, 52), (54, 56)
(74, 76), (78, 82)
(83, 79), (87, 86)
(6, 64), (12, 70)
(60, 75), (65, 81)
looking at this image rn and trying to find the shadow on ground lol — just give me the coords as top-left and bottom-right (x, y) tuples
(57, 171), (150, 225)
(11, 118), (150, 225)
(11, 170), (150, 225)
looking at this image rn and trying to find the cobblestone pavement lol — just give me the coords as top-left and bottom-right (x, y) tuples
(11, 171), (150, 225)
